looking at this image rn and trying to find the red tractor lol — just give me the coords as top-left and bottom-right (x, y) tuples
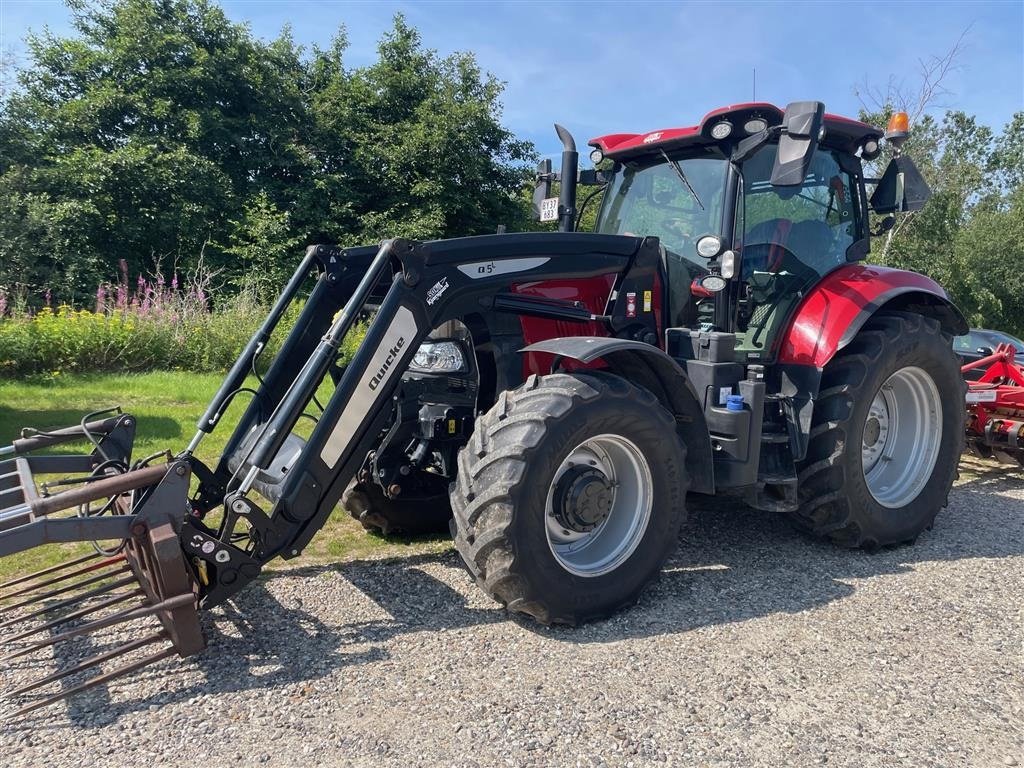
(0, 101), (967, 713)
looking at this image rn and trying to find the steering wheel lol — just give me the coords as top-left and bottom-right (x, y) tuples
(662, 217), (695, 243)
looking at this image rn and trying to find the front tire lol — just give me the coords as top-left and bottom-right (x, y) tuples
(343, 480), (452, 537)
(792, 311), (965, 548)
(451, 372), (688, 625)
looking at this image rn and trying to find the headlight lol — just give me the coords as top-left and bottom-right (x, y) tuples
(699, 274), (728, 293)
(696, 235), (722, 259)
(409, 341), (468, 374)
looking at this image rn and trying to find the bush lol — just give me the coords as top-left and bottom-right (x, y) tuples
(0, 273), (346, 377)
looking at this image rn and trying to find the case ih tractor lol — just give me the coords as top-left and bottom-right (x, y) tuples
(0, 101), (967, 714)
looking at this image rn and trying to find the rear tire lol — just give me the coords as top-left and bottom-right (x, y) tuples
(451, 372), (688, 625)
(792, 311), (965, 548)
(343, 481), (452, 537)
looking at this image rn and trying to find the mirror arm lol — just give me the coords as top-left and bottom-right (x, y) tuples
(870, 215), (896, 237)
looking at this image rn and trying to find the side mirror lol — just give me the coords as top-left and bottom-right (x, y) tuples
(869, 155), (931, 213)
(532, 158), (556, 222)
(977, 346), (994, 357)
(770, 101), (825, 186)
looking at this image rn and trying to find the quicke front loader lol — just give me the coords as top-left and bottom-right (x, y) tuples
(0, 101), (969, 715)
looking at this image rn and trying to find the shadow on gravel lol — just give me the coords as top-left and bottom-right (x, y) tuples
(292, 458), (1024, 649)
(20, 581), (382, 729)
(541, 459), (1024, 643)
(18, 460), (1021, 726)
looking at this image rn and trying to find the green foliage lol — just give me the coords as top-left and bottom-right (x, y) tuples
(0, 1), (533, 303)
(302, 17), (534, 242)
(225, 192), (305, 301)
(0, 301), (265, 375)
(0, 301), (370, 376)
(860, 107), (1024, 335)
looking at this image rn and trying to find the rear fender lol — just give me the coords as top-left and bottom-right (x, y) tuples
(776, 264), (967, 462)
(520, 337), (714, 494)
(777, 264), (967, 368)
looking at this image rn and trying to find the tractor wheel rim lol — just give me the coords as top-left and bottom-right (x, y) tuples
(545, 434), (653, 578)
(861, 366), (942, 508)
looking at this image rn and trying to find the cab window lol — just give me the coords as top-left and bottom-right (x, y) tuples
(734, 146), (861, 359)
(740, 146), (859, 277)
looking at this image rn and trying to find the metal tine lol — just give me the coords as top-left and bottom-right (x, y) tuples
(0, 593), (193, 663)
(15, 646), (177, 717)
(1, 555), (126, 602)
(0, 564), (131, 615)
(5, 588), (145, 644)
(6, 629), (169, 698)
(0, 575), (138, 631)
(0, 551), (103, 591)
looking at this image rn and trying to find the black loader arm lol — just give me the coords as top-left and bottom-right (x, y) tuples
(182, 233), (652, 607)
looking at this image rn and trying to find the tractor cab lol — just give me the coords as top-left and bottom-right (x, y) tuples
(538, 102), (928, 364)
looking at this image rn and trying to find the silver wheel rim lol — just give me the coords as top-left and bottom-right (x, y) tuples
(861, 366), (942, 508)
(545, 434), (653, 577)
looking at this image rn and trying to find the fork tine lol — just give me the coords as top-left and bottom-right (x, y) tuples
(6, 630), (168, 698)
(1, 556), (125, 601)
(14, 646), (177, 716)
(0, 576), (138, 631)
(0, 565), (131, 615)
(4, 589), (144, 644)
(0, 552), (102, 591)
(0, 593), (193, 663)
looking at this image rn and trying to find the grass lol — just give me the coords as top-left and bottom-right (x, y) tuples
(0, 371), (451, 583)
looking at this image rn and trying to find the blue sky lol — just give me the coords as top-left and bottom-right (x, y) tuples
(2, 0), (1021, 159)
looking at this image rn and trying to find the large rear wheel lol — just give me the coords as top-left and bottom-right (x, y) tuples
(451, 372), (688, 625)
(792, 311), (965, 548)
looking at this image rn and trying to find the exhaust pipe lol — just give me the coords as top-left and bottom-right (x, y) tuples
(554, 123), (578, 233)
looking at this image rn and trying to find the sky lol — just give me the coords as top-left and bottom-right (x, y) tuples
(1, 0), (1022, 160)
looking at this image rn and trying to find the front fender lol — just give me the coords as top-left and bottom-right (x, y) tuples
(520, 337), (715, 494)
(777, 264), (967, 368)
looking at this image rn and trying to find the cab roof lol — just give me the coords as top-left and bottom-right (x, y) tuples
(589, 102), (882, 161)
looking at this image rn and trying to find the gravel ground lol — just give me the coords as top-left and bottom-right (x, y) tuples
(1, 457), (1021, 768)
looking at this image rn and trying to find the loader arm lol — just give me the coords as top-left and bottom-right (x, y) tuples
(189, 233), (657, 607)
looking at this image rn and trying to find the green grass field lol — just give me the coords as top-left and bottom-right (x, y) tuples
(0, 372), (450, 582)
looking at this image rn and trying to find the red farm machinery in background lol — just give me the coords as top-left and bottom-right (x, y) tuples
(964, 343), (1024, 464)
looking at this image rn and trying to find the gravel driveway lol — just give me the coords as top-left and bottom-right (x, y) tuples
(2, 457), (1021, 768)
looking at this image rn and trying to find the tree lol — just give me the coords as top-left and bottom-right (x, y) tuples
(305, 16), (534, 242)
(855, 31), (1024, 336)
(0, 3), (534, 304)
(0, 0), (310, 299)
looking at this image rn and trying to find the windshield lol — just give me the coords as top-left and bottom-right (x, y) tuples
(595, 154), (730, 265)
